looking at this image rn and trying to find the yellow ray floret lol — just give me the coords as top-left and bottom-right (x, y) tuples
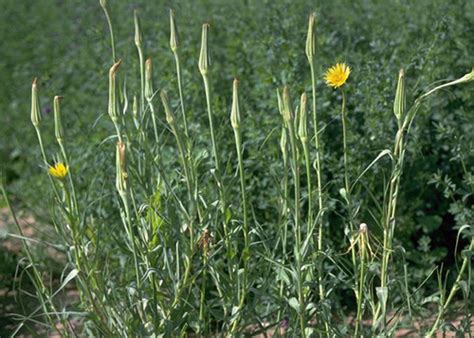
(48, 162), (68, 179)
(324, 63), (351, 88)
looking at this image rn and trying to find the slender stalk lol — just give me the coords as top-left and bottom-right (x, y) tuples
(99, 0), (116, 63)
(283, 87), (306, 337)
(173, 52), (189, 138)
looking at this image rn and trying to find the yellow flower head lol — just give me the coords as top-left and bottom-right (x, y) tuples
(324, 63), (351, 88)
(48, 162), (68, 179)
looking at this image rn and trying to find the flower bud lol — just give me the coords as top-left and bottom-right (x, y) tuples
(132, 95), (139, 129)
(134, 10), (142, 48)
(280, 126), (288, 163)
(160, 90), (175, 125)
(53, 96), (64, 142)
(99, 0), (106, 8)
(305, 13), (316, 62)
(116, 141), (128, 194)
(31, 78), (41, 128)
(169, 9), (179, 52)
(145, 58), (153, 101)
(230, 79), (241, 129)
(198, 23), (210, 76)
(282, 86), (293, 124)
(393, 68), (405, 122)
(298, 92), (308, 141)
(108, 60), (121, 120)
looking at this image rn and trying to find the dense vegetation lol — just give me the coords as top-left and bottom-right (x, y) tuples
(0, 0), (472, 336)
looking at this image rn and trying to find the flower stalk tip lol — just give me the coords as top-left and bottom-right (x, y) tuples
(31, 78), (41, 128)
(199, 23), (210, 76)
(145, 58), (153, 101)
(393, 68), (406, 122)
(305, 13), (316, 62)
(169, 9), (179, 52)
(53, 95), (64, 142)
(231, 79), (241, 129)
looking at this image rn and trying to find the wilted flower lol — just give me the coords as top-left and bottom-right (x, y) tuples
(324, 63), (351, 88)
(48, 162), (68, 179)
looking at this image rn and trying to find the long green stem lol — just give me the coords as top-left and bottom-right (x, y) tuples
(288, 121), (306, 338)
(101, 5), (116, 63)
(309, 63), (328, 333)
(173, 52), (189, 138)
(202, 76), (220, 172)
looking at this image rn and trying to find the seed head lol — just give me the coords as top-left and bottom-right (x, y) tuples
(199, 23), (210, 76)
(230, 79), (241, 129)
(53, 96), (64, 142)
(31, 78), (41, 128)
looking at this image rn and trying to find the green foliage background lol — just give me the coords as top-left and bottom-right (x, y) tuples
(0, 0), (472, 334)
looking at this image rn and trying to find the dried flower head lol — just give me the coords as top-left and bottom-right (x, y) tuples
(324, 63), (351, 88)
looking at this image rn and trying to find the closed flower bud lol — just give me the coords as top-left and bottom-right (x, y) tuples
(277, 88), (284, 117)
(160, 90), (175, 125)
(53, 96), (64, 142)
(134, 10), (142, 48)
(31, 78), (41, 128)
(116, 141), (128, 193)
(99, 0), (106, 8)
(280, 126), (288, 162)
(282, 86), (293, 124)
(145, 58), (154, 101)
(169, 9), (179, 52)
(298, 92), (308, 141)
(108, 60), (121, 120)
(393, 68), (405, 122)
(230, 79), (241, 129)
(198, 23), (210, 76)
(305, 13), (316, 62)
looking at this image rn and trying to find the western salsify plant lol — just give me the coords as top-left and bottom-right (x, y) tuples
(3, 1), (473, 336)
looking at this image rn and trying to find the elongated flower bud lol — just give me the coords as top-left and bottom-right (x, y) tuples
(134, 10), (142, 48)
(230, 79), (241, 129)
(31, 78), (41, 128)
(277, 88), (284, 117)
(160, 90), (175, 125)
(132, 95), (139, 129)
(393, 68), (405, 122)
(280, 126), (288, 163)
(305, 13), (316, 62)
(108, 60), (121, 120)
(116, 141), (128, 194)
(198, 23), (210, 76)
(145, 58), (153, 101)
(298, 92), (308, 141)
(282, 86), (293, 124)
(53, 96), (64, 142)
(169, 9), (179, 52)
